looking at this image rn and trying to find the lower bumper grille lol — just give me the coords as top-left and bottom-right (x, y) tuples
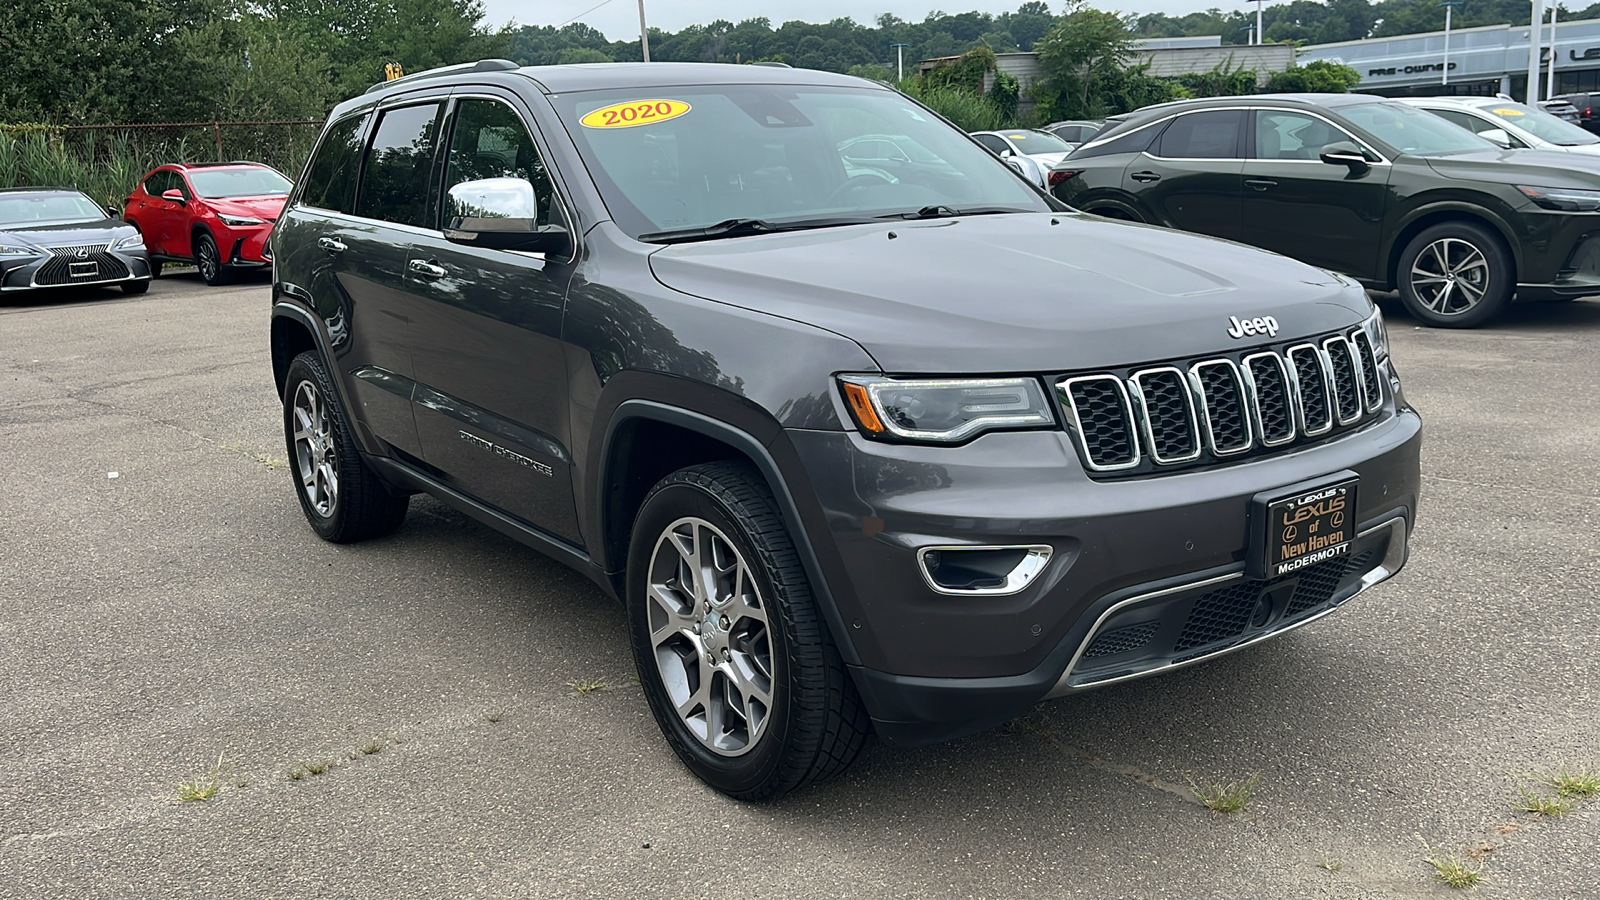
(34, 244), (130, 286)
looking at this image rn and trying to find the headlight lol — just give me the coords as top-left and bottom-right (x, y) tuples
(217, 214), (266, 227)
(1359, 306), (1389, 361)
(112, 232), (146, 251)
(0, 244), (37, 257)
(1517, 185), (1600, 211)
(839, 375), (1055, 443)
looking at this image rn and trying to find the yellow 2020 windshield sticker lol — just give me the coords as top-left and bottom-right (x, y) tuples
(580, 99), (691, 128)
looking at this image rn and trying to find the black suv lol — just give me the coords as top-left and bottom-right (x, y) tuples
(1053, 93), (1600, 327)
(271, 62), (1421, 800)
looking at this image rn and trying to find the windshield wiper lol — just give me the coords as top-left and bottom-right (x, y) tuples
(639, 216), (875, 244)
(879, 205), (1032, 220)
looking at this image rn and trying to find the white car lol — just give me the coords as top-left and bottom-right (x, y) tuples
(970, 129), (1076, 184)
(1397, 96), (1600, 156)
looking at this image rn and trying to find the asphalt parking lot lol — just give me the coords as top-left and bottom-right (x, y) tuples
(2, 274), (1597, 899)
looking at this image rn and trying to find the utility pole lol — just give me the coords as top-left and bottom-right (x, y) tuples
(638, 0), (651, 62)
(1548, 4), (1560, 99)
(1256, 0), (1264, 46)
(890, 42), (910, 81)
(1528, 0), (1546, 102)
(1440, 1), (1462, 86)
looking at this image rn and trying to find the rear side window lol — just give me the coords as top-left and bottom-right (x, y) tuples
(358, 103), (443, 228)
(442, 98), (559, 227)
(300, 112), (369, 214)
(143, 170), (172, 196)
(1070, 122), (1159, 159)
(974, 133), (1010, 154)
(1154, 110), (1243, 159)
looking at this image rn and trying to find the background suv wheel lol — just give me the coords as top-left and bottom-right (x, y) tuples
(194, 231), (231, 286)
(627, 462), (870, 801)
(282, 351), (408, 542)
(1396, 221), (1513, 328)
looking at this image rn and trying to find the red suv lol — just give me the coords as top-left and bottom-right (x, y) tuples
(124, 162), (290, 285)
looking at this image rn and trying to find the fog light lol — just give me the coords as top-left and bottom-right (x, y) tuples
(917, 545), (1052, 596)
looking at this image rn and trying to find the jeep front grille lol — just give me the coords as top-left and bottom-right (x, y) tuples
(1056, 329), (1383, 477)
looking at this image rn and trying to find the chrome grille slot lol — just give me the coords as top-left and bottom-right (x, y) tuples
(1059, 375), (1140, 471)
(1129, 367), (1199, 464)
(1322, 336), (1363, 425)
(1242, 352), (1295, 446)
(1349, 330), (1383, 412)
(1189, 359), (1252, 455)
(1287, 344), (1333, 436)
(34, 244), (128, 287)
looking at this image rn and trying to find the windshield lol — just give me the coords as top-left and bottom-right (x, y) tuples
(551, 84), (1048, 239)
(187, 167), (291, 198)
(1340, 102), (1496, 156)
(1476, 101), (1600, 145)
(1006, 130), (1073, 154)
(0, 191), (106, 227)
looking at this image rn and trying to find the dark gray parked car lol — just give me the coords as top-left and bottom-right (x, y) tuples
(270, 60), (1422, 800)
(0, 188), (152, 295)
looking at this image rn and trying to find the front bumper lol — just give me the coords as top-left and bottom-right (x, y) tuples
(0, 246), (152, 292)
(785, 383), (1422, 748)
(217, 224), (272, 267)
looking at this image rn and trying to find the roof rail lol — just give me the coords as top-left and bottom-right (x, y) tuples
(365, 58), (521, 95)
(750, 61), (793, 68)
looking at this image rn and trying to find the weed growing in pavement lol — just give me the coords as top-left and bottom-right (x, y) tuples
(1512, 782), (1576, 817)
(288, 759), (335, 781)
(1317, 857), (1342, 872)
(175, 753), (226, 802)
(569, 678), (609, 695)
(357, 739), (384, 756)
(484, 709), (505, 723)
(1542, 769), (1600, 799)
(1419, 837), (1483, 889)
(1002, 711), (1052, 737)
(1186, 772), (1260, 812)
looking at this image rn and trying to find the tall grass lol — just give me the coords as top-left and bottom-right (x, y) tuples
(897, 81), (1016, 132)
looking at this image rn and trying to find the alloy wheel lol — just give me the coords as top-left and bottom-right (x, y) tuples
(197, 237), (219, 282)
(291, 380), (339, 517)
(1409, 237), (1489, 316)
(646, 516), (775, 756)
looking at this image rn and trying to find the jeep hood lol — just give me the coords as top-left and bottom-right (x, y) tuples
(647, 213), (1371, 373)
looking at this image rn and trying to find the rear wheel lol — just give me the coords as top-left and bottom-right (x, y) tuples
(282, 351), (408, 542)
(1396, 221), (1513, 327)
(627, 462), (870, 801)
(194, 231), (231, 286)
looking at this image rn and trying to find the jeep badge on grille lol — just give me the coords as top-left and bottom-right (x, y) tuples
(1227, 315), (1279, 339)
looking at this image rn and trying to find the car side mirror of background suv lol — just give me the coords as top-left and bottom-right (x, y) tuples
(444, 177), (571, 256)
(1319, 141), (1371, 174)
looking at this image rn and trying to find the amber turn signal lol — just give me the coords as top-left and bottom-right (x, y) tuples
(841, 381), (884, 433)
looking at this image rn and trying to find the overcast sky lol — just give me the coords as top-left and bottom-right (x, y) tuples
(488, 0), (1246, 43)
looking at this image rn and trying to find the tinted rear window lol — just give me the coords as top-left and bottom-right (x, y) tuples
(1069, 122), (1159, 159)
(1154, 110), (1243, 159)
(300, 113), (369, 214)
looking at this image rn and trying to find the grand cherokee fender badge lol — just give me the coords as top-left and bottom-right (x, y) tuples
(1227, 314), (1279, 339)
(458, 430), (554, 477)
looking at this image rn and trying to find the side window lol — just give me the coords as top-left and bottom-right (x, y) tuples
(1428, 109), (1481, 133)
(300, 112), (369, 214)
(143, 170), (171, 196)
(1156, 110), (1243, 159)
(1072, 122), (1160, 159)
(357, 103), (443, 228)
(442, 98), (559, 227)
(974, 133), (1009, 154)
(1254, 110), (1348, 160)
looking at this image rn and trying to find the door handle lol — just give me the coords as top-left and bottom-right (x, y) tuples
(408, 259), (447, 278)
(1130, 171), (1162, 183)
(1245, 179), (1278, 191)
(317, 236), (347, 253)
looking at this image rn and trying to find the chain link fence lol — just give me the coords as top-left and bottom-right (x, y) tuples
(0, 120), (324, 212)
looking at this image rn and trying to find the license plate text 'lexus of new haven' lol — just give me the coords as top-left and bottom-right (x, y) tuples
(1265, 479), (1357, 577)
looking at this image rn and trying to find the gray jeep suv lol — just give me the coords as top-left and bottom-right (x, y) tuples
(270, 60), (1422, 800)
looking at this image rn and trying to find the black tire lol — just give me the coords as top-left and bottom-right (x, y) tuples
(149, 260), (164, 279)
(121, 280), (150, 295)
(194, 230), (231, 286)
(281, 351), (408, 543)
(627, 461), (870, 801)
(1395, 221), (1513, 328)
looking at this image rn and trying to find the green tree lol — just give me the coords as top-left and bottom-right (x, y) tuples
(1265, 59), (1362, 92)
(1033, 2), (1138, 119)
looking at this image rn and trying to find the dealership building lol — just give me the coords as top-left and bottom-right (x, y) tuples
(1297, 19), (1600, 99)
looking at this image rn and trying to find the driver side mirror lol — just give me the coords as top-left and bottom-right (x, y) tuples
(443, 177), (570, 256)
(161, 188), (186, 205)
(1319, 141), (1371, 173)
(1479, 127), (1515, 149)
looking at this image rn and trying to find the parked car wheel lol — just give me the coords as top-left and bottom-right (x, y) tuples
(194, 231), (231, 286)
(627, 462), (870, 801)
(282, 351), (408, 542)
(1396, 221), (1513, 328)
(121, 280), (149, 295)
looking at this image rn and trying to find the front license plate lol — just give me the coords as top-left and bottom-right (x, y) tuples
(1263, 478), (1357, 578)
(69, 261), (99, 279)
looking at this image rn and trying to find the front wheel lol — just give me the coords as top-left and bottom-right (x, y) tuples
(627, 462), (870, 801)
(1396, 221), (1513, 327)
(194, 231), (231, 286)
(282, 351), (408, 542)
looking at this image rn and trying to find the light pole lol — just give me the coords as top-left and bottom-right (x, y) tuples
(1256, 0), (1264, 47)
(637, 0), (650, 62)
(1240, 24), (1256, 46)
(1548, 4), (1560, 99)
(1528, 0), (1546, 103)
(1440, 1), (1462, 86)
(890, 42), (910, 81)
